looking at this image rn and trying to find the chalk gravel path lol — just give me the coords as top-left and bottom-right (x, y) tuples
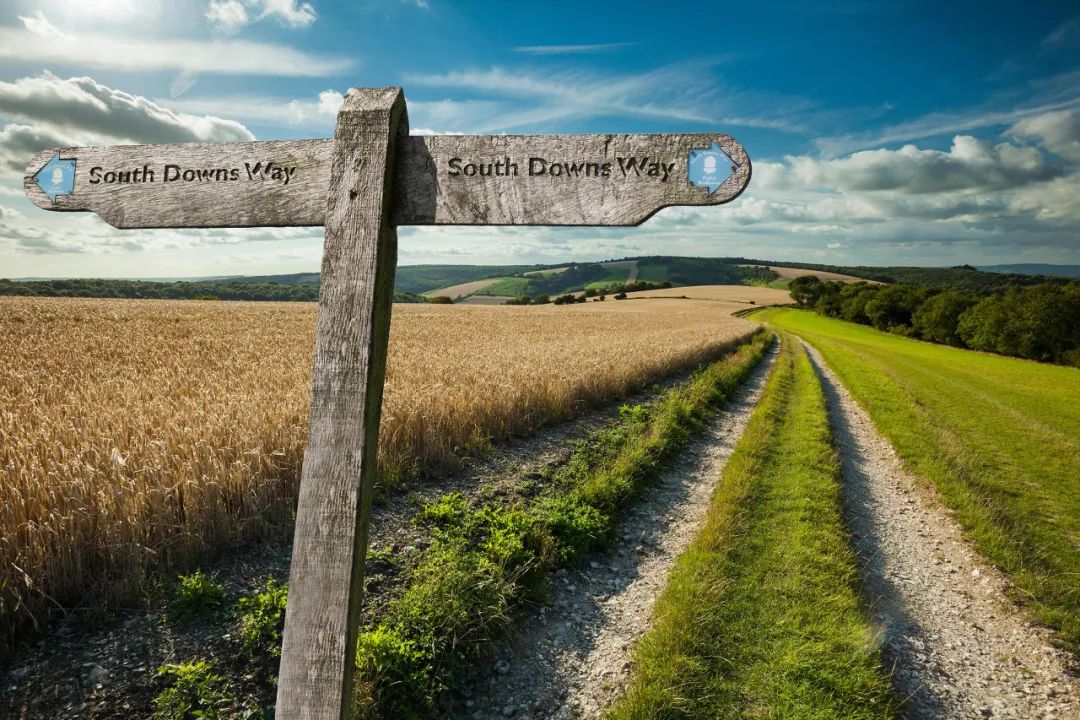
(804, 341), (1079, 720)
(456, 341), (779, 720)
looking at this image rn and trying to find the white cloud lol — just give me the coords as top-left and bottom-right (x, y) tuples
(513, 43), (636, 55)
(206, 0), (249, 34)
(407, 66), (707, 128)
(0, 26), (349, 77)
(815, 68), (1080, 157)
(161, 88), (343, 132)
(0, 74), (254, 176)
(164, 91), (496, 135)
(776, 135), (1062, 194)
(18, 10), (71, 40)
(206, 0), (317, 34)
(0, 122), (81, 176)
(1010, 109), (1080, 162)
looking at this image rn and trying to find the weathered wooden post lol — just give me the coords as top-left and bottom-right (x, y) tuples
(23, 88), (752, 719)
(275, 87), (406, 720)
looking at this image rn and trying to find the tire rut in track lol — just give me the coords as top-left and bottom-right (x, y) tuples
(802, 340), (1078, 720)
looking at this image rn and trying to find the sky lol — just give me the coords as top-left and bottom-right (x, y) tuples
(0, 0), (1078, 278)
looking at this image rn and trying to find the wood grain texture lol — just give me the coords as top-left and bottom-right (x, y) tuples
(23, 140), (334, 228)
(24, 133), (750, 228)
(274, 87), (405, 720)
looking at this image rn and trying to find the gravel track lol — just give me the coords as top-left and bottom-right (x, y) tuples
(455, 340), (780, 720)
(803, 340), (1079, 720)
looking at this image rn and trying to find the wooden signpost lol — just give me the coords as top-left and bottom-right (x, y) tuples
(24, 87), (751, 720)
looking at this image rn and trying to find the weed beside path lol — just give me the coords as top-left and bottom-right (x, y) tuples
(755, 308), (1080, 653)
(608, 336), (900, 720)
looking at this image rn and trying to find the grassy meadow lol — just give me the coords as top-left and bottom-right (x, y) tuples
(755, 308), (1080, 651)
(609, 336), (899, 719)
(0, 294), (761, 651)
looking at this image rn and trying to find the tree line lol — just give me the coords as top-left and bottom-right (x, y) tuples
(0, 278), (433, 304)
(757, 262), (1070, 293)
(788, 276), (1080, 367)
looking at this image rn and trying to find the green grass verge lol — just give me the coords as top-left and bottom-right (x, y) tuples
(351, 331), (774, 717)
(608, 336), (899, 720)
(755, 308), (1080, 653)
(474, 277), (532, 296)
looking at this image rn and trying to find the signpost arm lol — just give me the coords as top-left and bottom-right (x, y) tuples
(275, 86), (406, 720)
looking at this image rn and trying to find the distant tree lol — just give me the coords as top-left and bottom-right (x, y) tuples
(789, 276), (827, 306)
(864, 285), (928, 332)
(913, 291), (979, 345)
(427, 295), (453, 304)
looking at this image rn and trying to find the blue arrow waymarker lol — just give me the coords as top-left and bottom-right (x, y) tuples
(34, 153), (77, 202)
(687, 141), (735, 194)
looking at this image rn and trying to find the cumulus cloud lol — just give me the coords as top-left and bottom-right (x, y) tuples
(0, 74), (254, 176)
(1010, 109), (1080, 162)
(206, 0), (317, 34)
(654, 111), (1080, 263)
(773, 135), (1063, 194)
(0, 123), (81, 175)
(0, 74), (253, 144)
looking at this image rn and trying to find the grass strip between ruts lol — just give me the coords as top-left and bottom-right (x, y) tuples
(607, 335), (900, 720)
(350, 331), (774, 718)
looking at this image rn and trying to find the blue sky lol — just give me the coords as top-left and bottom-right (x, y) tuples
(0, 0), (1078, 277)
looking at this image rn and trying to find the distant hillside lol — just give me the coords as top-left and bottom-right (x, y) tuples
(977, 264), (1080, 280)
(393, 264), (539, 294)
(2, 256), (1069, 303)
(737, 260), (1071, 294)
(428, 257), (777, 301)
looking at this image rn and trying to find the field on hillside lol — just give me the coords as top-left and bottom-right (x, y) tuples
(421, 278), (500, 299)
(0, 294), (766, 650)
(624, 284), (792, 305)
(756, 308), (1080, 650)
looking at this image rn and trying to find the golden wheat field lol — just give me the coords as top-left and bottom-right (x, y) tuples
(0, 293), (771, 647)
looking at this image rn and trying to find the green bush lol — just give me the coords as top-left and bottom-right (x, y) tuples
(534, 495), (609, 564)
(152, 660), (234, 720)
(237, 577), (288, 658)
(170, 571), (225, 623)
(413, 491), (470, 528)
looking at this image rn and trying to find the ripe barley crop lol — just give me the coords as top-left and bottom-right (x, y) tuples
(0, 294), (761, 649)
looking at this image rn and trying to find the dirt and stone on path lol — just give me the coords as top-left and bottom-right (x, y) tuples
(803, 340), (1079, 720)
(455, 340), (780, 720)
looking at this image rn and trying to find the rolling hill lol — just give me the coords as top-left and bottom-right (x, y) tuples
(3, 257), (1074, 303)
